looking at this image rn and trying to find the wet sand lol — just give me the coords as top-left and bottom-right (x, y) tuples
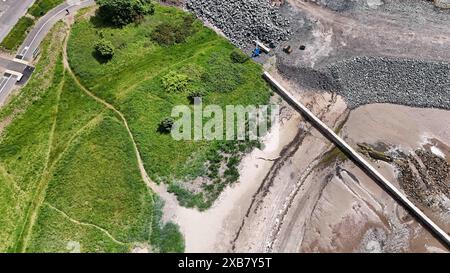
(342, 104), (450, 149)
(271, 103), (450, 252)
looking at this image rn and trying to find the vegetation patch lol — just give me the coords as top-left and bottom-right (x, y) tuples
(150, 197), (185, 253)
(0, 0), (64, 51)
(151, 14), (195, 46)
(28, 0), (64, 18)
(319, 146), (348, 166)
(68, 4), (271, 210)
(96, 0), (155, 27)
(94, 39), (115, 62)
(0, 23), (67, 252)
(0, 17), (34, 51)
(230, 48), (250, 64)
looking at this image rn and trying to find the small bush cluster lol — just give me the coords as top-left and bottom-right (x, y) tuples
(158, 117), (175, 133)
(230, 49), (249, 64)
(96, 0), (155, 27)
(94, 39), (115, 61)
(161, 71), (190, 93)
(28, 0), (64, 18)
(187, 89), (206, 104)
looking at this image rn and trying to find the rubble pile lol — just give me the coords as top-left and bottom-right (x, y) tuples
(278, 57), (450, 110)
(326, 57), (450, 109)
(185, 0), (292, 47)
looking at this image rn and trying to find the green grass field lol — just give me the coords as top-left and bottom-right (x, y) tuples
(0, 3), (270, 252)
(68, 4), (271, 209)
(0, 22), (183, 253)
(0, 25), (65, 252)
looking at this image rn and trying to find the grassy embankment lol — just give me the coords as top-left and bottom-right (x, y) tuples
(68, 4), (272, 210)
(0, 0), (64, 51)
(0, 2), (270, 252)
(0, 22), (184, 253)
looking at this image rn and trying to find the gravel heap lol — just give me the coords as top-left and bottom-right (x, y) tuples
(185, 0), (292, 48)
(326, 57), (450, 109)
(278, 56), (450, 110)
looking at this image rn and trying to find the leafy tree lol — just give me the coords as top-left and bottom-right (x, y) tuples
(96, 0), (155, 27)
(158, 117), (175, 133)
(161, 71), (190, 93)
(159, 223), (185, 253)
(230, 49), (249, 64)
(94, 39), (115, 61)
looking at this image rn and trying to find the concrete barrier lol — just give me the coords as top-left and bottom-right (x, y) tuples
(263, 71), (450, 249)
(254, 40), (271, 53)
(5, 70), (23, 82)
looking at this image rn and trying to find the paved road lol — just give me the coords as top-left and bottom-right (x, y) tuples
(0, 56), (28, 72)
(0, 73), (15, 104)
(0, 0), (95, 106)
(0, 0), (36, 43)
(18, 0), (95, 61)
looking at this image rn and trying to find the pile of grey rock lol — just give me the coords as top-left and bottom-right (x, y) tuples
(326, 57), (450, 110)
(278, 56), (450, 110)
(185, 0), (292, 48)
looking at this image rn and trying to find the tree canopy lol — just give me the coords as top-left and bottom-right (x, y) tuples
(96, 0), (155, 27)
(94, 39), (115, 61)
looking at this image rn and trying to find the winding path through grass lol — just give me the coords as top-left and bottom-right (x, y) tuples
(14, 20), (160, 252)
(44, 202), (126, 245)
(61, 24), (159, 198)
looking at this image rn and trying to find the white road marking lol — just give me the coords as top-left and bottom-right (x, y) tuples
(22, 0), (90, 58)
(0, 74), (12, 96)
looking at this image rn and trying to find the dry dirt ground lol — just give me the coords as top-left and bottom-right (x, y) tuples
(282, 0), (450, 67)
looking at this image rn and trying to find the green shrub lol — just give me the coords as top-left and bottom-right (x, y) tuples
(187, 88), (206, 104)
(158, 117), (174, 133)
(159, 223), (185, 252)
(230, 49), (249, 63)
(151, 15), (195, 46)
(28, 0), (64, 18)
(94, 39), (115, 61)
(161, 71), (189, 93)
(150, 197), (185, 253)
(96, 0), (155, 27)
